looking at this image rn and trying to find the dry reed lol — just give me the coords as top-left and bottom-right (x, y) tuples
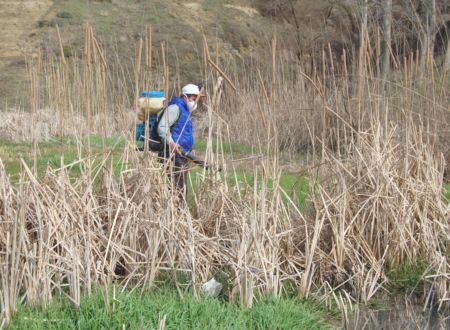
(1, 21), (450, 327)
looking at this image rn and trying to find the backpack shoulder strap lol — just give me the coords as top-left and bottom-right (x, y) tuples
(156, 104), (180, 128)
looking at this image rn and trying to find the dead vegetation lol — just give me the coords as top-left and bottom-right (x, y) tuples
(313, 121), (449, 305)
(0, 119), (449, 326)
(1, 16), (450, 327)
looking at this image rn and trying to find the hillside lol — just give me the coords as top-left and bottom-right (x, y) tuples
(0, 0), (448, 105)
(0, 0), (284, 104)
(0, 0), (53, 103)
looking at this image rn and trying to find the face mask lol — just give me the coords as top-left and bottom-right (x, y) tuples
(187, 100), (197, 112)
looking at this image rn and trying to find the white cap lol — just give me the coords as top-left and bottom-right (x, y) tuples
(181, 84), (202, 96)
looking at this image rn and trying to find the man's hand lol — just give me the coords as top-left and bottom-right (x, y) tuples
(169, 142), (181, 154)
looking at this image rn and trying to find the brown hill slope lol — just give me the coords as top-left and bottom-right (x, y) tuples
(0, 0), (448, 106)
(0, 0), (283, 104)
(0, 0), (53, 103)
(0, 0), (52, 60)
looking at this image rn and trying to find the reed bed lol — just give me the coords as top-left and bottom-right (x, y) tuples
(0, 107), (134, 141)
(1, 23), (450, 327)
(311, 121), (450, 307)
(1, 119), (449, 326)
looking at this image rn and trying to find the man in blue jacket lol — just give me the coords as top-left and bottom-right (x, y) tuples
(157, 83), (203, 199)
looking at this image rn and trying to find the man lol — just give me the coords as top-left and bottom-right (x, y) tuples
(157, 83), (203, 199)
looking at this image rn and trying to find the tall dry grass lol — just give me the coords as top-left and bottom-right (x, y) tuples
(0, 121), (448, 324)
(1, 23), (450, 327)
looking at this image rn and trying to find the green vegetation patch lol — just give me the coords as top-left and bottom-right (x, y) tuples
(188, 167), (309, 209)
(2, 136), (311, 210)
(7, 286), (332, 330)
(47, 0), (170, 35)
(443, 183), (450, 201)
(386, 259), (428, 292)
(193, 138), (254, 154)
(56, 11), (74, 19)
(0, 136), (125, 183)
(1, 136), (310, 208)
(226, 169), (309, 207)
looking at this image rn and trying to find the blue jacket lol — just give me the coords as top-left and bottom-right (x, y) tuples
(169, 96), (194, 153)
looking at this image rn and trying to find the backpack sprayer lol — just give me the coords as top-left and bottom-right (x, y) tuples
(136, 88), (221, 172)
(136, 89), (221, 171)
(135, 90), (166, 148)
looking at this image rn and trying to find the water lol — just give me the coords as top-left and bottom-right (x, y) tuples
(343, 296), (450, 329)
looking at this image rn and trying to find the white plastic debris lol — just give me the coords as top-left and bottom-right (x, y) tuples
(201, 277), (223, 297)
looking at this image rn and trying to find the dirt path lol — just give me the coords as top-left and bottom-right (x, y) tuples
(0, 0), (53, 60)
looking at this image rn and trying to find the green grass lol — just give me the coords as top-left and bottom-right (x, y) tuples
(443, 183), (450, 201)
(6, 286), (332, 330)
(0, 136), (125, 183)
(226, 169), (309, 208)
(6, 136), (450, 211)
(279, 173), (310, 207)
(187, 166), (309, 210)
(193, 138), (254, 154)
(1, 136), (310, 208)
(386, 259), (428, 292)
(192, 139), (309, 207)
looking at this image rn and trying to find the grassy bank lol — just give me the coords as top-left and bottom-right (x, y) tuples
(6, 286), (332, 329)
(0, 136), (125, 182)
(4, 134), (447, 210)
(4, 134), (449, 202)
(0, 135), (310, 208)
